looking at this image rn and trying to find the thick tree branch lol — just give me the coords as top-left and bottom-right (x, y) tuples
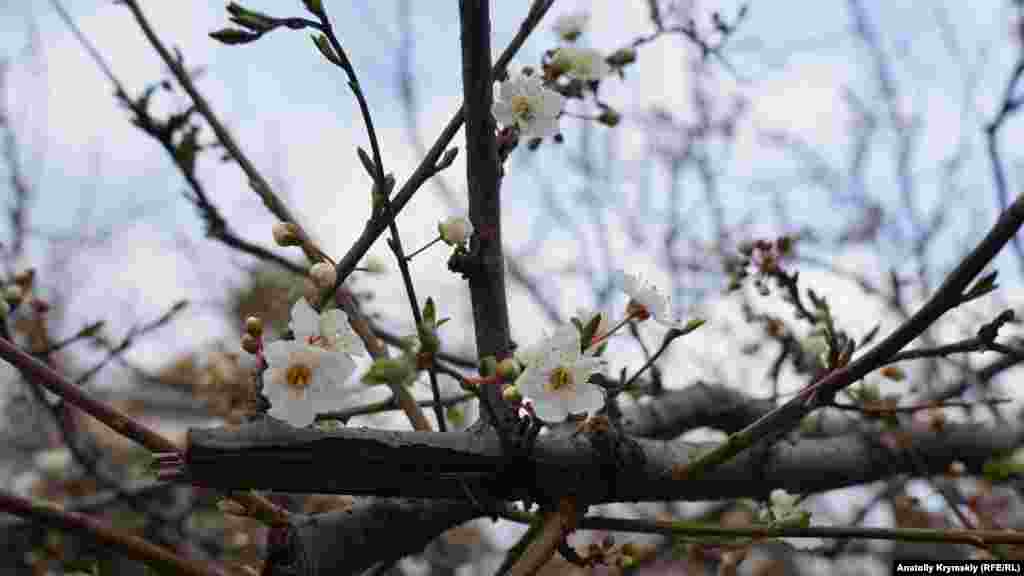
(180, 415), (1024, 504)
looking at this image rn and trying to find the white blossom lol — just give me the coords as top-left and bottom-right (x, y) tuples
(615, 271), (685, 329)
(493, 72), (564, 140)
(290, 297), (367, 358)
(552, 46), (611, 82)
(263, 298), (365, 427)
(514, 324), (607, 422)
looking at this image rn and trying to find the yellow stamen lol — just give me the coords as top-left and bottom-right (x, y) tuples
(546, 366), (574, 393)
(511, 95), (535, 123)
(285, 363), (313, 398)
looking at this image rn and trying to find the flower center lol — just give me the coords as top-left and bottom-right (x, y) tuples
(285, 362), (314, 397)
(511, 95), (535, 123)
(546, 366), (575, 393)
(626, 299), (651, 321)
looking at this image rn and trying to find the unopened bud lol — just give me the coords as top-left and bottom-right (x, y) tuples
(272, 222), (302, 247)
(13, 268), (35, 289)
(363, 255), (388, 275)
(948, 461), (966, 477)
(496, 358), (521, 381)
(241, 333), (261, 355)
(438, 216), (474, 246)
(3, 284), (23, 306)
(309, 262), (337, 290)
(244, 316), (263, 338)
(502, 384), (522, 404)
(880, 365), (905, 381)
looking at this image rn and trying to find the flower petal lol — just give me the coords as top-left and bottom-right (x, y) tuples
(289, 297), (319, 341)
(270, 393), (316, 427)
(493, 101), (516, 126)
(264, 340), (296, 368)
(532, 397), (568, 422)
(566, 382), (603, 415)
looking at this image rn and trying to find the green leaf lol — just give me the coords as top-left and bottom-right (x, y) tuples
(209, 28), (262, 45)
(302, 0), (325, 17)
(226, 3), (277, 33)
(422, 297), (437, 326)
(312, 34), (339, 64)
(362, 358), (414, 387)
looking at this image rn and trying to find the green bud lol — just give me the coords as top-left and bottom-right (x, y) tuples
(362, 358), (415, 387)
(417, 324), (440, 355)
(210, 28), (262, 45)
(479, 356), (498, 377)
(422, 297), (437, 327)
(446, 406), (465, 427)
(496, 358), (521, 381)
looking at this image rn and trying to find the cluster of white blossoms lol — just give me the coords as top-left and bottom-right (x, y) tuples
(514, 324), (607, 422)
(513, 274), (702, 422)
(493, 72), (565, 140)
(263, 297), (367, 427)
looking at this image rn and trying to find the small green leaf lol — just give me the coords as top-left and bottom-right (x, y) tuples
(209, 28), (262, 45)
(312, 33), (339, 64)
(362, 358), (414, 386)
(303, 0), (325, 17)
(226, 3), (277, 33)
(422, 297), (437, 326)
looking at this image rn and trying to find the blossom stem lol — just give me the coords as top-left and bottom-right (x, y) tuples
(589, 312), (642, 348)
(405, 236), (443, 261)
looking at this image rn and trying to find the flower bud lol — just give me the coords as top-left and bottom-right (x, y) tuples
(363, 255), (388, 275)
(13, 268), (35, 289)
(496, 358), (521, 381)
(309, 262), (337, 290)
(272, 222), (302, 247)
(502, 384), (522, 404)
(241, 333), (261, 355)
(438, 216), (474, 246)
(3, 284), (23, 306)
(303, 278), (321, 304)
(948, 461), (966, 477)
(244, 316), (263, 338)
